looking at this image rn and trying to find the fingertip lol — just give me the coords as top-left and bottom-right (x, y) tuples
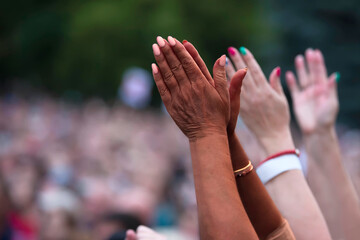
(239, 46), (247, 56)
(152, 44), (160, 56)
(151, 63), (158, 74)
(167, 36), (176, 46)
(276, 67), (281, 77)
(335, 72), (340, 83)
(219, 54), (226, 67)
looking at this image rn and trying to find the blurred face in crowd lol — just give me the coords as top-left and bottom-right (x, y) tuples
(41, 210), (74, 240)
(8, 163), (39, 211)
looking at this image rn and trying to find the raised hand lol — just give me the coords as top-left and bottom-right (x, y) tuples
(226, 47), (293, 156)
(152, 36), (229, 141)
(285, 49), (339, 134)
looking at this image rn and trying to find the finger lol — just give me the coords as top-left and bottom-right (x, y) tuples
(152, 63), (171, 107)
(125, 229), (137, 240)
(285, 71), (300, 98)
(228, 69), (247, 134)
(239, 47), (268, 87)
(183, 40), (214, 86)
(269, 67), (284, 95)
(167, 37), (205, 85)
(328, 72), (339, 95)
(225, 57), (236, 83)
(229, 68), (247, 100)
(305, 48), (317, 85)
(213, 55), (228, 100)
(228, 46), (246, 70)
(313, 49), (328, 83)
(295, 54), (310, 88)
(156, 36), (191, 87)
(153, 43), (179, 93)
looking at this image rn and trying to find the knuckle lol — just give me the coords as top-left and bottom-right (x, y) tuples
(163, 71), (174, 83)
(182, 58), (194, 70)
(170, 63), (183, 73)
(158, 86), (168, 97)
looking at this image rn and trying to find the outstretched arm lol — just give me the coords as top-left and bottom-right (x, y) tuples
(152, 36), (257, 240)
(226, 46), (331, 240)
(286, 48), (360, 239)
(184, 41), (293, 239)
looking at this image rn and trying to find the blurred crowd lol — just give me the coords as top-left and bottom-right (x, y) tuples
(0, 96), (199, 240)
(0, 95), (359, 240)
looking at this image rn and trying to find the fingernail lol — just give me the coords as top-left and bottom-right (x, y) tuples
(276, 67), (281, 77)
(168, 36), (176, 46)
(152, 44), (160, 56)
(219, 55), (226, 67)
(151, 63), (158, 74)
(227, 47), (236, 56)
(244, 67), (248, 72)
(157, 36), (165, 47)
(182, 40), (188, 44)
(239, 46), (246, 55)
(225, 57), (229, 65)
(335, 72), (340, 82)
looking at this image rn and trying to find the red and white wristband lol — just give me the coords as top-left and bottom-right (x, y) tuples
(256, 149), (302, 184)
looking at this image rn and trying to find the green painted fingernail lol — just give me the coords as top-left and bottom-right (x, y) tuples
(239, 46), (246, 55)
(335, 72), (340, 82)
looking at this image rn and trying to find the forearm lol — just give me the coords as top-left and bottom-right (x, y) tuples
(305, 126), (360, 239)
(258, 129), (331, 240)
(189, 132), (257, 240)
(229, 133), (283, 239)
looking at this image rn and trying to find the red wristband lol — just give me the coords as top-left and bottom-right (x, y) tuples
(257, 149), (300, 168)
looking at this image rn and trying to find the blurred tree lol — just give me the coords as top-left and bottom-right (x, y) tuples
(0, 0), (359, 125)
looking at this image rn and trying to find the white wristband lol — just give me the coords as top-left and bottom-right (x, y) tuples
(256, 154), (302, 184)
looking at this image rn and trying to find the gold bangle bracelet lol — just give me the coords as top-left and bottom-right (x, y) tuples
(234, 161), (253, 177)
(234, 161), (252, 173)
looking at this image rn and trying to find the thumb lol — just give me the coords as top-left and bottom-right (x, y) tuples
(229, 68), (247, 101)
(228, 68), (247, 134)
(269, 67), (283, 95)
(213, 55), (228, 99)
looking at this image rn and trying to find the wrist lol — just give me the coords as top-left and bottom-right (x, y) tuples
(303, 125), (336, 138)
(258, 129), (295, 157)
(188, 126), (228, 142)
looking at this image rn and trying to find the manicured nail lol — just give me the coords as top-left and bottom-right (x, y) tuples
(182, 40), (188, 44)
(276, 67), (281, 77)
(156, 36), (165, 47)
(219, 55), (226, 67)
(239, 46), (246, 55)
(228, 47), (236, 56)
(168, 36), (176, 46)
(152, 44), (160, 56)
(151, 63), (158, 74)
(225, 57), (229, 65)
(335, 72), (340, 82)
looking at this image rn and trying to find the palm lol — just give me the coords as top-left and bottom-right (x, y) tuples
(293, 82), (338, 133)
(286, 49), (339, 134)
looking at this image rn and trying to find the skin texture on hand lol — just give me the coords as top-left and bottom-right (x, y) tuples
(286, 49), (360, 239)
(152, 37), (258, 240)
(152, 36), (229, 142)
(226, 47), (331, 240)
(285, 49), (339, 135)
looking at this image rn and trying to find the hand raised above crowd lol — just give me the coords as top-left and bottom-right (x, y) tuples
(285, 49), (339, 134)
(152, 36), (230, 141)
(226, 47), (294, 156)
